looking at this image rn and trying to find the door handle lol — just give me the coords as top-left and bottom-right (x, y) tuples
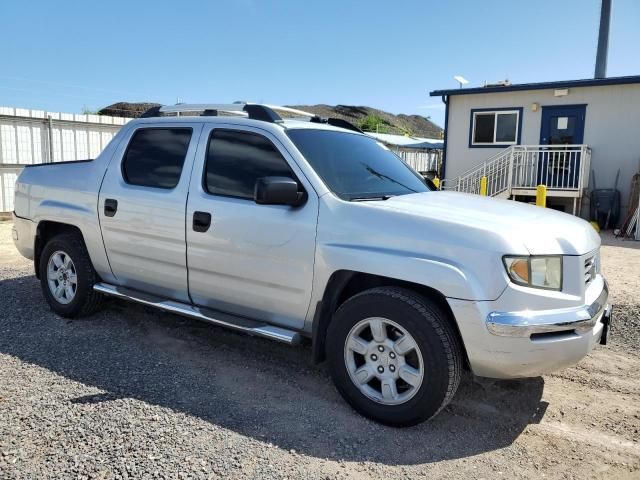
(193, 211), (212, 232)
(104, 199), (118, 217)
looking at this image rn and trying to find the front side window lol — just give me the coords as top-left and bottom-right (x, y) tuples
(287, 129), (430, 201)
(122, 128), (192, 188)
(205, 129), (294, 199)
(471, 110), (519, 146)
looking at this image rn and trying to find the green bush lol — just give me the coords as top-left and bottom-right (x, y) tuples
(359, 114), (389, 133)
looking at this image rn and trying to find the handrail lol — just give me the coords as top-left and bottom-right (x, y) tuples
(443, 145), (591, 202)
(451, 146), (515, 181)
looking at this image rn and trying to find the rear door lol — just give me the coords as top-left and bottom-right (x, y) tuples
(98, 123), (202, 302)
(186, 125), (318, 329)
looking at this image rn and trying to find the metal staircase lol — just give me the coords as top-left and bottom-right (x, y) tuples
(442, 147), (514, 198)
(442, 144), (592, 213)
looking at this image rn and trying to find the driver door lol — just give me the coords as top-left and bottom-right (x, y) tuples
(186, 125), (318, 329)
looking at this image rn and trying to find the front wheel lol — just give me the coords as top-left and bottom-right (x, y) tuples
(327, 287), (463, 427)
(39, 232), (103, 318)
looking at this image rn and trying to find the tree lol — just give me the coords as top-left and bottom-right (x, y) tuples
(358, 114), (389, 133)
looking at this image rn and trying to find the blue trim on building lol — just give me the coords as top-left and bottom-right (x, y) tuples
(429, 74), (640, 97)
(468, 107), (523, 149)
(441, 95), (449, 179)
(539, 103), (588, 110)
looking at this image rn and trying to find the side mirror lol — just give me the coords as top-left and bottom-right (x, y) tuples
(254, 176), (305, 206)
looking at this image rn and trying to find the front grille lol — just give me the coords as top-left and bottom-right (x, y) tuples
(584, 254), (597, 285)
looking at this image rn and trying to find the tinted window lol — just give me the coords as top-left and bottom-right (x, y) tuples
(122, 128), (192, 188)
(286, 129), (429, 200)
(472, 111), (519, 145)
(205, 129), (294, 199)
(495, 113), (518, 142)
(473, 114), (494, 143)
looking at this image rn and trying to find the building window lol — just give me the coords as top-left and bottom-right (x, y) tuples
(470, 109), (520, 146)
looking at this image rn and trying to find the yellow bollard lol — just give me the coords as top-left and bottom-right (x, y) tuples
(432, 177), (440, 189)
(479, 176), (487, 196)
(536, 184), (547, 207)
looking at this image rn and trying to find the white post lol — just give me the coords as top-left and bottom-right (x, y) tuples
(47, 115), (54, 163)
(0, 171), (4, 212)
(506, 147), (515, 198)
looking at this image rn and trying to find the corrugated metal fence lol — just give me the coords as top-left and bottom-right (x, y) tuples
(395, 149), (440, 175)
(0, 106), (131, 212)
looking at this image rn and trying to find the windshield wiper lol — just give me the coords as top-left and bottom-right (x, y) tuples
(350, 195), (394, 202)
(364, 165), (418, 194)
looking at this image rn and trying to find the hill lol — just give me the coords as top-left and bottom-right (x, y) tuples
(287, 105), (443, 138)
(98, 102), (443, 138)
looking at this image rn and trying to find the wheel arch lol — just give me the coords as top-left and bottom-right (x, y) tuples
(311, 270), (470, 367)
(34, 221), (85, 279)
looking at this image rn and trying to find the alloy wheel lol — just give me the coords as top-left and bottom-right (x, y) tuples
(47, 250), (78, 305)
(344, 317), (424, 405)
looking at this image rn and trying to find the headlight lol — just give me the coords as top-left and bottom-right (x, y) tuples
(503, 256), (562, 290)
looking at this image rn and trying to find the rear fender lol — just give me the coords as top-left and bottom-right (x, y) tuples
(33, 197), (115, 283)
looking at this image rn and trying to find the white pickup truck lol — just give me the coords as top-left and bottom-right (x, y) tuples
(12, 103), (611, 426)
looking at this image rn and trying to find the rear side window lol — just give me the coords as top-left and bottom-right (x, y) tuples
(205, 129), (293, 199)
(122, 128), (192, 188)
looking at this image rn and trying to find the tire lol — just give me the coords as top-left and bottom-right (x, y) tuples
(39, 232), (104, 318)
(326, 287), (462, 427)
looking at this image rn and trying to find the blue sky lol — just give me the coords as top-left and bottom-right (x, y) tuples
(1, 0), (638, 127)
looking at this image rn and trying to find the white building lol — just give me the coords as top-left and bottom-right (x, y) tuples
(429, 75), (640, 223)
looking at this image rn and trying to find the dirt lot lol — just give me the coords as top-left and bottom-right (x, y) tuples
(0, 221), (639, 479)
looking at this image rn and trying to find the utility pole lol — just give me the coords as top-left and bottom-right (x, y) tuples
(594, 0), (611, 79)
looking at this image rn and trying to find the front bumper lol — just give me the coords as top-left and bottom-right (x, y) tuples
(486, 282), (609, 338)
(448, 278), (611, 379)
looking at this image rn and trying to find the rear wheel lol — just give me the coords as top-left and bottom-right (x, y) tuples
(327, 287), (462, 427)
(39, 233), (103, 318)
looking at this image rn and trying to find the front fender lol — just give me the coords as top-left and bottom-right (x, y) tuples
(317, 242), (482, 300)
(307, 195), (514, 321)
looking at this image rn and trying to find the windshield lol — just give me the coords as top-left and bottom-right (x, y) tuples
(286, 129), (431, 200)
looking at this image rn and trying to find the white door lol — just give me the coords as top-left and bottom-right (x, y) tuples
(186, 125), (318, 329)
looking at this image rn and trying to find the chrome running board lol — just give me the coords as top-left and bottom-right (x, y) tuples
(93, 282), (302, 345)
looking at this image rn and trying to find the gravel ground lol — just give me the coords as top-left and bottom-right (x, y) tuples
(601, 232), (640, 356)
(1, 222), (639, 479)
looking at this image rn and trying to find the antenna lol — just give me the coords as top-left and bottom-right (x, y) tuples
(453, 75), (469, 89)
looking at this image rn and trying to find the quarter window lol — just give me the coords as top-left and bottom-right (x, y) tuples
(122, 128), (192, 188)
(205, 129), (295, 199)
(471, 110), (519, 145)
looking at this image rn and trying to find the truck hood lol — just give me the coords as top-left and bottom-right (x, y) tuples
(376, 191), (600, 255)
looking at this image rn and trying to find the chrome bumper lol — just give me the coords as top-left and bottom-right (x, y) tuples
(486, 282), (610, 338)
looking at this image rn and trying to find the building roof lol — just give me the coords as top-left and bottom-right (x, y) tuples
(366, 132), (443, 150)
(429, 74), (640, 97)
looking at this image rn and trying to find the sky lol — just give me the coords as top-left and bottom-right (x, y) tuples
(0, 0), (639, 127)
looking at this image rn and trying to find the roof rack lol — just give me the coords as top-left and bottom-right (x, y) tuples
(140, 103), (363, 133)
